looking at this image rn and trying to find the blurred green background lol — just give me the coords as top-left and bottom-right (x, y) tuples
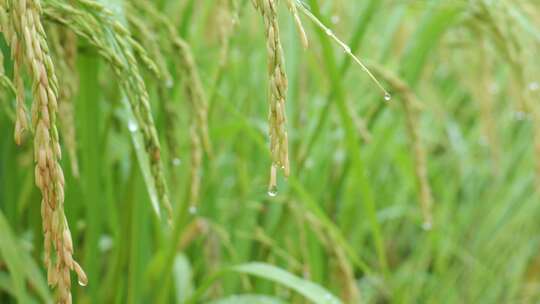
(1, 0), (540, 303)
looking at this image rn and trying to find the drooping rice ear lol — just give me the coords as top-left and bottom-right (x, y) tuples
(7, 0), (87, 302)
(253, 0), (291, 194)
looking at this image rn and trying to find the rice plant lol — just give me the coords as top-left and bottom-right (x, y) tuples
(0, 0), (539, 303)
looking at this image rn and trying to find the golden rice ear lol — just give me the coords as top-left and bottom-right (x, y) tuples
(253, 0), (290, 193)
(6, 0), (86, 302)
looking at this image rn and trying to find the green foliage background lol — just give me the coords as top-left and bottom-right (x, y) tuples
(1, 0), (540, 303)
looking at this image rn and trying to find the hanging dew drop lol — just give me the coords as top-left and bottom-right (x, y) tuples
(128, 120), (138, 132)
(343, 46), (351, 53)
(189, 206), (198, 215)
(267, 185), (278, 197)
(172, 158), (181, 166)
(78, 279), (87, 287)
(325, 29), (333, 36)
(384, 93), (392, 101)
(268, 164), (278, 197)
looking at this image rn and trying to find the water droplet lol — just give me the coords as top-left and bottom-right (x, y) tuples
(128, 120), (138, 132)
(331, 15), (340, 24)
(172, 158), (181, 166)
(343, 45), (351, 53)
(529, 82), (539, 92)
(325, 29), (333, 36)
(98, 235), (113, 252)
(189, 206), (198, 215)
(78, 279), (87, 287)
(165, 79), (174, 88)
(267, 185), (278, 197)
(422, 221), (432, 231)
(384, 93), (392, 101)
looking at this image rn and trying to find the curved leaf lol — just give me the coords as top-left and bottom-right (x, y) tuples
(232, 263), (342, 304)
(207, 294), (287, 304)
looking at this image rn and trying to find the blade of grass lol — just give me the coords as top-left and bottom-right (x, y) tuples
(189, 262), (342, 304)
(207, 294), (286, 304)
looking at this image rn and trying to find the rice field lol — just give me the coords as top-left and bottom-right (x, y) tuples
(0, 0), (539, 303)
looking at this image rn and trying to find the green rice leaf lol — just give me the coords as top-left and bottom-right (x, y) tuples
(232, 263), (342, 304)
(207, 294), (287, 304)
